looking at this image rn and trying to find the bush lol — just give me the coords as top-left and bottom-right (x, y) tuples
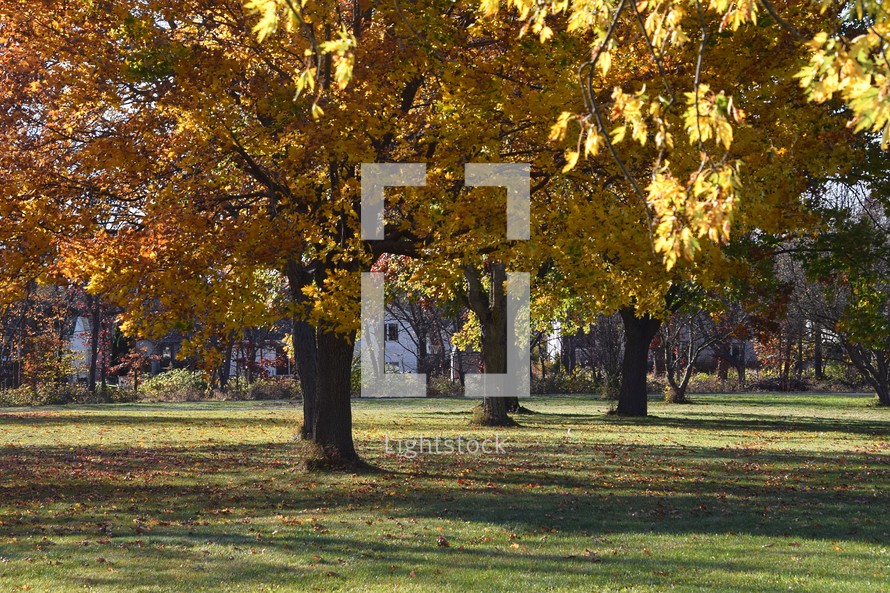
(750, 375), (809, 392)
(102, 386), (140, 403)
(139, 369), (207, 402)
(531, 369), (598, 395)
(426, 375), (462, 396)
(0, 383), (90, 406)
(221, 376), (299, 400)
(646, 374), (666, 397)
(686, 372), (726, 394)
(601, 372), (622, 400)
(816, 362), (869, 391)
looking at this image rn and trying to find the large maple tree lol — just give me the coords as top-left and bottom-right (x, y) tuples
(1, 0), (580, 459)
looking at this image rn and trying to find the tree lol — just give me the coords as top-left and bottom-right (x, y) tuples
(660, 297), (746, 403)
(499, 0), (862, 415)
(797, 173), (890, 405)
(1, 0), (581, 457)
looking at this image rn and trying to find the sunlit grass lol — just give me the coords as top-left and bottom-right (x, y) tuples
(0, 394), (887, 592)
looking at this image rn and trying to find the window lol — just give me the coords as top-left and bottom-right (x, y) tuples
(385, 323), (399, 342)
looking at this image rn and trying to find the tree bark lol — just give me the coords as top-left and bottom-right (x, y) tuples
(87, 296), (101, 394)
(561, 334), (576, 375)
(842, 340), (890, 406)
(312, 329), (359, 464)
(465, 263), (517, 426)
(293, 319), (319, 439)
(617, 307), (661, 416)
(285, 261), (320, 440)
(735, 360), (746, 390)
(876, 383), (890, 406)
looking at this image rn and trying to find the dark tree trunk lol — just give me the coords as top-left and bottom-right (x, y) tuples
(735, 361), (746, 390)
(465, 263), (517, 426)
(285, 261), (320, 441)
(416, 333), (430, 385)
(781, 336), (793, 391)
(561, 334), (576, 375)
(843, 340), (890, 406)
(504, 397), (521, 413)
(482, 397), (511, 425)
(796, 334), (805, 381)
(479, 291), (512, 425)
(293, 319), (319, 439)
(876, 384), (890, 406)
(87, 297), (101, 394)
(312, 329), (359, 464)
(617, 307), (661, 416)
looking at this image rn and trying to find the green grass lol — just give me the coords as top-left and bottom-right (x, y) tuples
(0, 394), (887, 592)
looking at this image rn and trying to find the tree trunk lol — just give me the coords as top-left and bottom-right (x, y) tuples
(87, 298), (101, 394)
(561, 334), (576, 375)
(416, 330), (429, 381)
(504, 396), (521, 413)
(617, 307), (661, 416)
(844, 342), (890, 406)
(876, 384), (890, 406)
(285, 261), (320, 441)
(311, 329), (359, 465)
(665, 354), (695, 404)
(781, 330), (793, 391)
(478, 295), (513, 425)
(465, 263), (517, 426)
(664, 385), (688, 403)
(293, 319), (319, 439)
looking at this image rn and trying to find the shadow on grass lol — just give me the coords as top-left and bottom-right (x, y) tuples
(606, 412), (890, 437)
(0, 412), (297, 428)
(1, 437), (886, 547)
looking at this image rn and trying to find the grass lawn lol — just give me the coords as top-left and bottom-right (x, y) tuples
(0, 394), (887, 592)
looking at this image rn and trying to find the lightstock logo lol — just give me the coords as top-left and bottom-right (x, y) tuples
(360, 162), (531, 401)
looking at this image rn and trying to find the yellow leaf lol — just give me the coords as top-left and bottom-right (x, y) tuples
(562, 150), (580, 172)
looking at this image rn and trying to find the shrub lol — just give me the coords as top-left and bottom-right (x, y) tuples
(222, 376), (299, 400)
(531, 369), (598, 395)
(686, 372), (725, 394)
(139, 369), (207, 402)
(0, 383), (90, 406)
(750, 375), (809, 392)
(427, 375), (462, 396)
(646, 374), (666, 397)
(601, 372), (622, 400)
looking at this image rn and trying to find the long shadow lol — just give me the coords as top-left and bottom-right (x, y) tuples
(1, 439), (886, 546)
(608, 412), (890, 437)
(10, 525), (874, 593)
(0, 412), (297, 427)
